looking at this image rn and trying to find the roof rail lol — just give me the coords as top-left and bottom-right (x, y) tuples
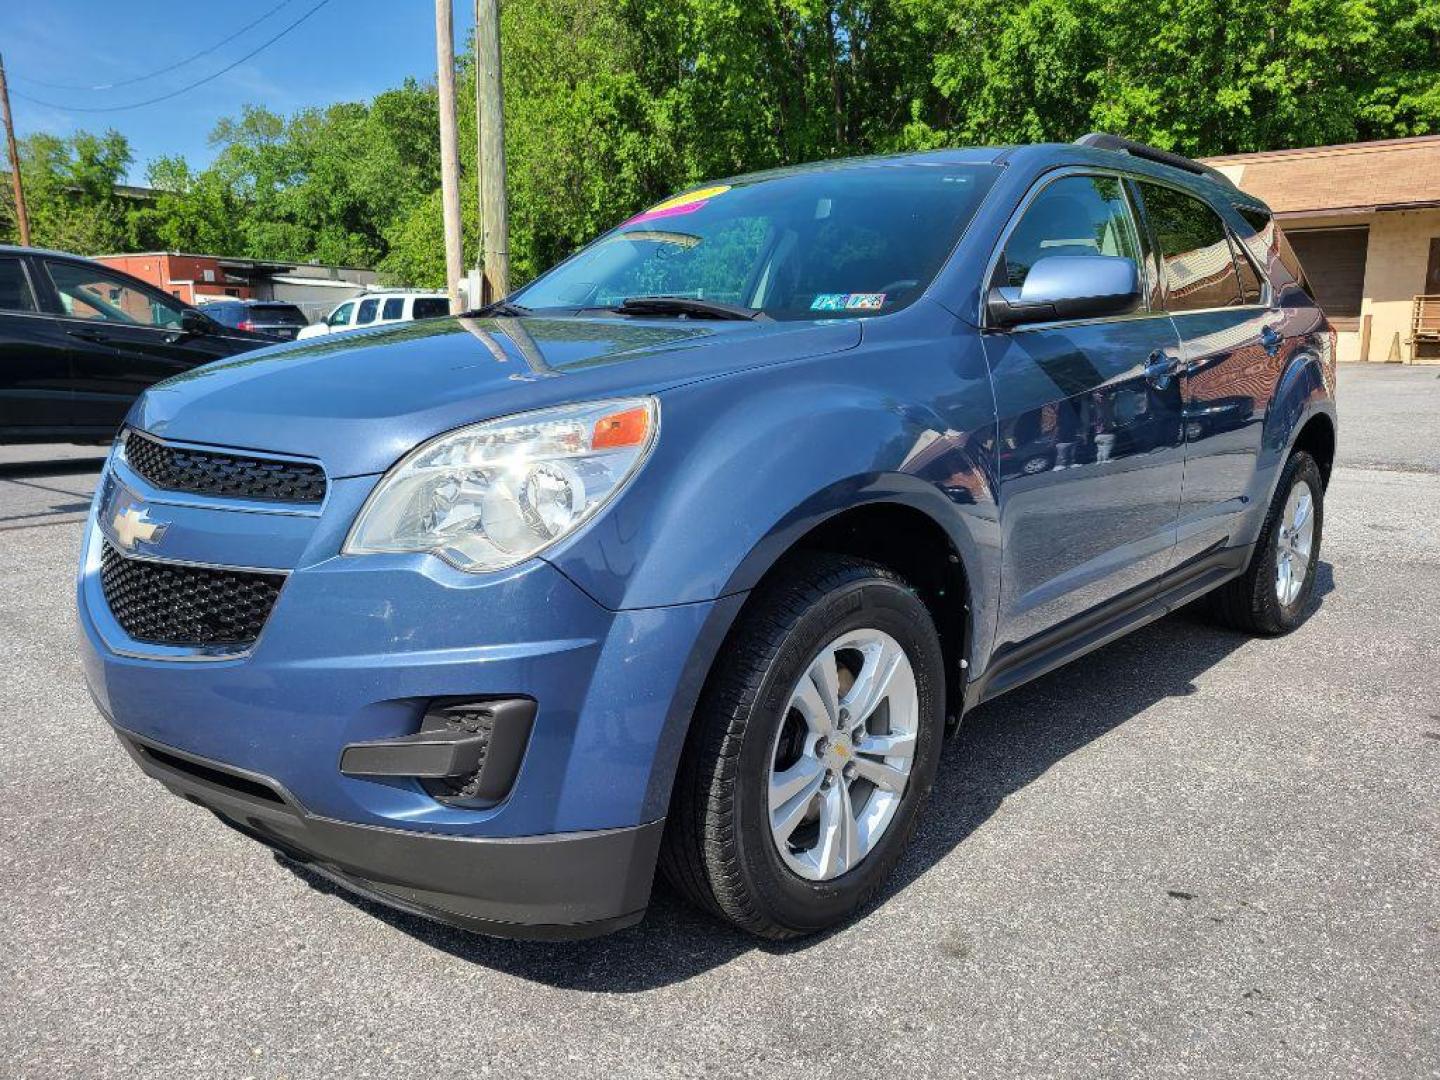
(1074, 133), (1236, 188)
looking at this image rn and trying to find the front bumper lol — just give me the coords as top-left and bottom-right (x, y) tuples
(79, 450), (738, 938)
(114, 727), (663, 938)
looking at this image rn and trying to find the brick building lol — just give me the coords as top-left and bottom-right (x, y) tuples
(1202, 136), (1440, 364)
(92, 251), (379, 322)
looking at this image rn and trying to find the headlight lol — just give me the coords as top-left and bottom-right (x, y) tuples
(345, 397), (658, 572)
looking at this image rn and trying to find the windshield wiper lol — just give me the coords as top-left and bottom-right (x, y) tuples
(615, 295), (767, 321)
(460, 299), (531, 318)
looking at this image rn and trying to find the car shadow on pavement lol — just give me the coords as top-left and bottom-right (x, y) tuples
(281, 563), (1334, 991)
(0, 456), (108, 479)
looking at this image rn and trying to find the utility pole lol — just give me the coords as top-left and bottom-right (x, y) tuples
(434, 0), (465, 313)
(0, 53), (32, 247)
(475, 0), (510, 299)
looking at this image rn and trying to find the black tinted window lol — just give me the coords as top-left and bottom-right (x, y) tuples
(411, 297), (449, 319)
(1140, 184), (1242, 312)
(356, 298), (379, 325)
(0, 258), (38, 312)
(382, 297), (405, 319)
(251, 304), (308, 324)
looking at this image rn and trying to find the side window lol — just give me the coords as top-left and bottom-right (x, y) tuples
(355, 298), (379, 325)
(411, 297), (449, 319)
(1000, 174), (1142, 292)
(45, 261), (184, 328)
(1231, 238), (1264, 305)
(328, 302), (355, 327)
(1139, 184), (1243, 312)
(0, 257), (38, 312)
(382, 297), (405, 320)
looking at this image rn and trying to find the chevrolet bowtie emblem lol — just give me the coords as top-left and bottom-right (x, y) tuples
(111, 503), (168, 552)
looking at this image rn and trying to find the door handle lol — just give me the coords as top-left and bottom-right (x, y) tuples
(66, 327), (109, 343)
(1260, 325), (1282, 356)
(1145, 350), (1180, 389)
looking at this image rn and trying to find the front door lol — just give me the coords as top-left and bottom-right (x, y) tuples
(39, 259), (234, 437)
(0, 254), (73, 436)
(982, 173), (1186, 649)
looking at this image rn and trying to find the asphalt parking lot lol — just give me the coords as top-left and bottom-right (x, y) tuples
(2, 364), (1437, 1079)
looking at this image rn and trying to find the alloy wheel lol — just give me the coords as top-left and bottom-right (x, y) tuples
(1274, 479), (1316, 606)
(766, 628), (919, 881)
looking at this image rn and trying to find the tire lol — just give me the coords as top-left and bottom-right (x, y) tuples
(660, 552), (946, 939)
(1204, 450), (1324, 635)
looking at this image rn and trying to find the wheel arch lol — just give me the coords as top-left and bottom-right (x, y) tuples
(647, 488), (980, 810)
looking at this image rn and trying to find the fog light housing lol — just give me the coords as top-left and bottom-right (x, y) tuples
(340, 698), (536, 808)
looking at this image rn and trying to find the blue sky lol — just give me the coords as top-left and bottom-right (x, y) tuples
(2, 1), (475, 183)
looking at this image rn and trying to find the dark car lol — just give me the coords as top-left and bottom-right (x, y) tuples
(200, 299), (311, 341)
(0, 247), (271, 444)
(80, 135), (1336, 940)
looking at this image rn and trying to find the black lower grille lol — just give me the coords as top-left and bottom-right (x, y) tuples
(124, 431), (326, 504)
(99, 542), (285, 647)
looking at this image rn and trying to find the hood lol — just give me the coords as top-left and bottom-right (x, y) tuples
(130, 314), (861, 476)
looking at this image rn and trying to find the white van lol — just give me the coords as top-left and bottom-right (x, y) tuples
(297, 290), (451, 340)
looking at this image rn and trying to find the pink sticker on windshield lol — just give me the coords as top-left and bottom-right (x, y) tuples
(625, 185), (732, 226)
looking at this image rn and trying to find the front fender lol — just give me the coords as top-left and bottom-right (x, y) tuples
(545, 336), (999, 617)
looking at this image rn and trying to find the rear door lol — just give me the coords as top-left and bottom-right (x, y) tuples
(1133, 181), (1285, 564)
(0, 254), (74, 437)
(380, 296), (406, 325)
(353, 296), (381, 330)
(982, 171), (1186, 647)
(40, 258), (245, 435)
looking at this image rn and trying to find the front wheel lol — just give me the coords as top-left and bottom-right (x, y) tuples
(661, 553), (946, 939)
(1205, 450), (1325, 635)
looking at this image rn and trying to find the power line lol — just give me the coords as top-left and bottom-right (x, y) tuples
(15, 0), (299, 92)
(11, 0), (330, 114)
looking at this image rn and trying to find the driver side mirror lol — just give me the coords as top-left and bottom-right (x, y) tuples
(180, 308), (212, 336)
(986, 255), (1141, 329)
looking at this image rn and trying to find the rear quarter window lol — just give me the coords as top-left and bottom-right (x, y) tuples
(1237, 205), (1312, 296)
(411, 297), (449, 319)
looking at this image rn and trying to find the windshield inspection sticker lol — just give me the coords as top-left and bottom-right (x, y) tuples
(811, 293), (886, 311)
(625, 185), (732, 226)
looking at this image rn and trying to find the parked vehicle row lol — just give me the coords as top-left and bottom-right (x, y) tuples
(296, 290), (449, 339)
(199, 299), (311, 341)
(76, 135), (1336, 942)
(0, 250), (453, 444)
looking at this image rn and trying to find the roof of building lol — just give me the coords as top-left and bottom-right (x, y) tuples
(93, 251), (376, 273)
(1200, 135), (1440, 218)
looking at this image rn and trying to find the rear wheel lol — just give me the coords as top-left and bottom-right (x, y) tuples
(1205, 450), (1324, 635)
(661, 553), (945, 939)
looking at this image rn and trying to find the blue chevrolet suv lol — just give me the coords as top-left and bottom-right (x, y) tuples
(78, 135), (1336, 940)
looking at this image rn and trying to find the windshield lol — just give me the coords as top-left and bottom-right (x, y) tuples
(514, 163), (1000, 321)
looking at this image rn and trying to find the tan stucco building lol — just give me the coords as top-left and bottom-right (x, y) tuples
(1203, 136), (1440, 364)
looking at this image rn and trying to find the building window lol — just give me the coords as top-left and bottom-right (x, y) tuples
(1287, 227), (1367, 331)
